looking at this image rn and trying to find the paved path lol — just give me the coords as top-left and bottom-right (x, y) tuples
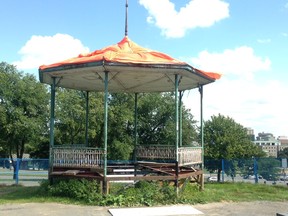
(194, 201), (288, 216)
(0, 201), (288, 216)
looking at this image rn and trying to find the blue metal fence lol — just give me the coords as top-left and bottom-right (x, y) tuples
(205, 158), (288, 185)
(0, 158), (49, 186)
(1, 157), (287, 186)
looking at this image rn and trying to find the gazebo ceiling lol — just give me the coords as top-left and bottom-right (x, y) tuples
(39, 36), (220, 93)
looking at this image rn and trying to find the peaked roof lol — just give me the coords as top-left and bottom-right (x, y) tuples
(39, 36), (220, 93)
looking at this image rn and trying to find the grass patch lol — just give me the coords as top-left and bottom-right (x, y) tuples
(192, 182), (288, 203)
(0, 181), (288, 206)
(0, 183), (78, 204)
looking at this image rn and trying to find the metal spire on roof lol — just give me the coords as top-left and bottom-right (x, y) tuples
(125, 0), (128, 36)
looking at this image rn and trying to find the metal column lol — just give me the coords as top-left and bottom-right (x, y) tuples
(85, 91), (89, 147)
(49, 77), (56, 148)
(175, 75), (179, 161)
(103, 71), (109, 194)
(179, 91), (183, 147)
(134, 93), (138, 176)
(175, 74), (179, 194)
(199, 84), (204, 190)
(49, 77), (56, 181)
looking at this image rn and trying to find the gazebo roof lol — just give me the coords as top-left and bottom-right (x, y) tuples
(39, 36), (220, 93)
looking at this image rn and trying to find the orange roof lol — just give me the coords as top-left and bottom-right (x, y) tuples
(39, 36), (220, 92)
(39, 36), (220, 80)
(40, 36), (188, 70)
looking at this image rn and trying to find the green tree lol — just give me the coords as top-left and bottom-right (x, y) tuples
(29, 138), (50, 159)
(0, 62), (49, 169)
(204, 114), (265, 181)
(29, 89), (105, 158)
(257, 158), (281, 181)
(137, 93), (197, 146)
(137, 93), (175, 145)
(107, 93), (134, 160)
(278, 148), (288, 158)
(85, 92), (105, 148)
(55, 88), (87, 145)
(45, 91), (198, 161)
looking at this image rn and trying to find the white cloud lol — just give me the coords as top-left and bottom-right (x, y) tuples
(183, 47), (288, 137)
(190, 46), (271, 79)
(184, 78), (288, 137)
(14, 33), (90, 70)
(257, 38), (271, 44)
(139, 0), (229, 38)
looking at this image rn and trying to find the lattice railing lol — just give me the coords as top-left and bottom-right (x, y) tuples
(178, 147), (202, 165)
(51, 146), (105, 168)
(51, 145), (202, 168)
(136, 145), (176, 160)
(136, 145), (202, 165)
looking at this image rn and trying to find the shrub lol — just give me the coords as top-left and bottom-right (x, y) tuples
(40, 179), (178, 206)
(41, 179), (102, 204)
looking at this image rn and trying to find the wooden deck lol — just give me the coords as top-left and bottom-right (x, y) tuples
(49, 145), (204, 192)
(50, 162), (203, 182)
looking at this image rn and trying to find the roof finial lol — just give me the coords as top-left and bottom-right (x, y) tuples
(125, 0), (128, 36)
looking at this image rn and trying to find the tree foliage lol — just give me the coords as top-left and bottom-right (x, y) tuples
(204, 114), (265, 180)
(278, 148), (288, 158)
(0, 63), (198, 161)
(54, 88), (87, 145)
(0, 62), (49, 159)
(204, 114), (264, 160)
(137, 93), (197, 146)
(46, 91), (198, 160)
(257, 158), (281, 181)
(107, 93), (134, 160)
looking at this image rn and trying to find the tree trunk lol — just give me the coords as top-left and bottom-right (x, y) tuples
(217, 168), (222, 182)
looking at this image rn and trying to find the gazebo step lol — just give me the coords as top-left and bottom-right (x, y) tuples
(63, 170), (80, 175)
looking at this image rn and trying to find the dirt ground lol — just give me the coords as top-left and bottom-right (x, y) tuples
(0, 201), (287, 216)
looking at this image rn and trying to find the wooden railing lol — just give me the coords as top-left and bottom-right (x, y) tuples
(136, 145), (202, 165)
(51, 146), (105, 168)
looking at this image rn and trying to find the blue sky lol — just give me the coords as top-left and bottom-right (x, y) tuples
(1, 0), (288, 137)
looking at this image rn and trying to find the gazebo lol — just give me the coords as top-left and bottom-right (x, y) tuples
(38, 5), (220, 194)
